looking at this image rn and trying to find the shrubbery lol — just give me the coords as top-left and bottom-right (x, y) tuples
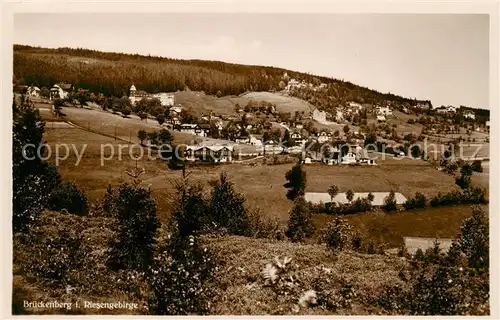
(13, 100), (62, 232)
(430, 187), (487, 207)
(47, 181), (88, 215)
(209, 172), (251, 236)
(319, 217), (356, 251)
(470, 160), (483, 173)
(311, 197), (372, 215)
(148, 233), (215, 315)
(373, 206), (490, 315)
(382, 191), (397, 212)
(286, 196), (315, 242)
(403, 192), (427, 210)
(108, 183), (159, 272)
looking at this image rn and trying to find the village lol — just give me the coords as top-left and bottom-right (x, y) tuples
(22, 77), (489, 169)
(12, 13), (494, 316)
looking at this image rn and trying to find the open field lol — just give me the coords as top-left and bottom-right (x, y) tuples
(313, 204), (485, 248)
(37, 104), (230, 146)
(241, 91), (314, 113)
(174, 91), (250, 116)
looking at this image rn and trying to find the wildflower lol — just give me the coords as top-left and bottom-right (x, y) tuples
(262, 263), (278, 283)
(299, 290), (317, 307)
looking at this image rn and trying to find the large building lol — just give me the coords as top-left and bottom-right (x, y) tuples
(129, 85), (174, 107)
(312, 108), (327, 123)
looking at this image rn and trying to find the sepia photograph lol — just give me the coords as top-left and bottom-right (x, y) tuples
(4, 1), (498, 317)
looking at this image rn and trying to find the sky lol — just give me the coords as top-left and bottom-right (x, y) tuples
(14, 13), (489, 109)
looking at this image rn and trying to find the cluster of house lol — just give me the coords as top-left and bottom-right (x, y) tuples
(311, 102), (366, 125)
(184, 144), (234, 163)
(129, 85), (175, 107)
(282, 73), (328, 94)
(435, 106), (476, 120)
(24, 83), (74, 101)
(303, 145), (377, 166)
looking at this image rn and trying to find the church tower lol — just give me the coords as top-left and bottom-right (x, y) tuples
(129, 84), (137, 105)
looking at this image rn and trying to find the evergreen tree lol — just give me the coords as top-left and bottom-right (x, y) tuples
(209, 172), (250, 235)
(286, 196), (315, 242)
(13, 99), (61, 232)
(109, 183), (159, 271)
(284, 161), (307, 200)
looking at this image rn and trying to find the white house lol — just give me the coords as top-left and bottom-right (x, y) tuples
(235, 136), (250, 144)
(49, 83), (72, 100)
(249, 135), (262, 147)
(378, 106), (392, 115)
(348, 102), (363, 109)
(377, 106), (392, 116)
(129, 84), (175, 107)
(463, 110), (476, 120)
(447, 106), (457, 113)
(312, 108), (327, 123)
(169, 106), (183, 115)
(335, 110), (345, 122)
(341, 152), (357, 164)
(179, 123), (206, 137)
(317, 132), (331, 143)
(27, 86), (40, 97)
(377, 115), (386, 122)
(486, 121), (490, 127)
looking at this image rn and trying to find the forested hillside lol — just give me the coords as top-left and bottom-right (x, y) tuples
(14, 45), (426, 106)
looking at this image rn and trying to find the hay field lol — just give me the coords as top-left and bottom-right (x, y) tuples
(241, 92), (314, 113)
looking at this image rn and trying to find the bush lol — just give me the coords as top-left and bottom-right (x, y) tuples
(209, 172), (251, 236)
(47, 181), (88, 215)
(382, 191), (397, 212)
(25, 228), (83, 287)
(403, 192), (427, 210)
(248, 208), (281, 239)
(310, 196), (373, 215)
(430, 188), (487, 207)
(102, 184), (119, 216)
(171, 181), (210, 237)
(319, 217), (355, 251)
(457, 205), (489, 269)
(148, 234), (214, 315)
(286, 196), (315, 242)
(108, 183), (159, 272)
(470, 160), (483, 172)
(13, 100), (62, 232)
(284, 162), (307, 201)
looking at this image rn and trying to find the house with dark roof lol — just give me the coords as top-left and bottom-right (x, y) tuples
(185, 145), (234, 163)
